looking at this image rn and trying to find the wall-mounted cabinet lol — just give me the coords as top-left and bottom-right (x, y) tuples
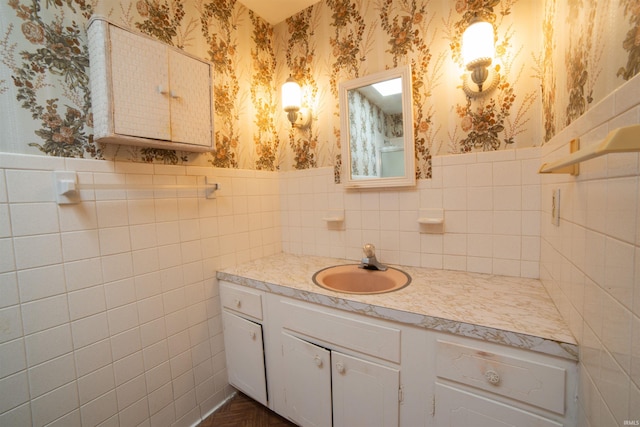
(87, 17), (215, 152)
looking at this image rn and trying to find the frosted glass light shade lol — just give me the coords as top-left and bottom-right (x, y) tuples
(282, 77), (302, 112)
(461, 20), (494, 68)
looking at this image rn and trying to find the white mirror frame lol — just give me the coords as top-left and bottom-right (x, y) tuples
(339, 65), (416, 189)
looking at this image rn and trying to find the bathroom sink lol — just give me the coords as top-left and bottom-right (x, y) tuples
(312, 264), (411, 294)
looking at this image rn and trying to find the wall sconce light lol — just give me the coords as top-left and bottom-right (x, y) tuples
(461, 18), (498, 97)
(282, 76), (311, 128)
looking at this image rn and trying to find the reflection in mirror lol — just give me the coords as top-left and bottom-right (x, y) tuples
(339, 65), (415, 188)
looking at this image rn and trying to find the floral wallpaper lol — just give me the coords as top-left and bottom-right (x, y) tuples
(0, 0), (638, 178)
(250, 11), (280, 171)
(448, 1), (536, 153)
(347, 88), (403, 177)
(348, 90), (377, 177)
(283, 8), (320, 170)
(3, 0), (97, 159)
(201, 0), (241, 168)
(619, 0), (640, 81)
(536, 0), (556, 143)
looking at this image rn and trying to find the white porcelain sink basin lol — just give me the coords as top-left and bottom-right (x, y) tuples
(312, 264), (411, 294)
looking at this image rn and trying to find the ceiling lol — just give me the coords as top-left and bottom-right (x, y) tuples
(238, 0), (320, 25)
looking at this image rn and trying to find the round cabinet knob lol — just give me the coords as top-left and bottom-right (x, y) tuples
(234, 299), (241, 308)
(314, 355), (323, 368)
(335, 362), (345, 374)
(484, 369), (500, 385)
(249, 331), (256, 340)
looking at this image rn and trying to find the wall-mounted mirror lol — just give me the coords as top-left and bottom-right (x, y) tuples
(339, 65), (415, 188)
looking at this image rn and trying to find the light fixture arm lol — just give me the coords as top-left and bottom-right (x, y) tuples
(286, 110), (298, 124)
(467, 57), (491, 92)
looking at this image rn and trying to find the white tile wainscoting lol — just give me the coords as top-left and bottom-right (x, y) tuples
(0, 145), (543, 425)
(0, 156), (281, 426)
(540, 72), (640, 426)
(280, 146), (541, 278)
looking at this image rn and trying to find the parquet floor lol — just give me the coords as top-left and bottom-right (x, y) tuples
(198, 392), (297, 427)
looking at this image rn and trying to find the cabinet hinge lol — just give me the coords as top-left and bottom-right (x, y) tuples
(398, 385), (404, 403)
(430, 394), (435, 417)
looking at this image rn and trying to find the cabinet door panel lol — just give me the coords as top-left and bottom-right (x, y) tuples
(435, 383), (562, 427)
(282, 333), (332, 427)
(332, 351), (400, 427)
(222, 311), (267, 405)
(109, 25), (170, 140)
(168, 50), (212, 146)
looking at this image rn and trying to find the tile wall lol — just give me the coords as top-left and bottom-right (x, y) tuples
(539, 72), (640, 426)
(280, 147), (541, 278)
(0, 154), (281, 426)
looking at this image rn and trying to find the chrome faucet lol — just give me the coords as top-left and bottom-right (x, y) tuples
(359, 243), (387, 271)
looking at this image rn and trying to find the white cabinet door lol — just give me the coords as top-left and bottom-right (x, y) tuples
(222, 311), (268, 405)
(168, 49), (212, 147)
(332, 351), (400, 427)
(109, 25), (171, 141)
(282, 333), (332, 427)
(434, 383), (563, 427)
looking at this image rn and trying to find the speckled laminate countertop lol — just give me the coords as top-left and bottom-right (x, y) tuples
(216, 253), (578, 361)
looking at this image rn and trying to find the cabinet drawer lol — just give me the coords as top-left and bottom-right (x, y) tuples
(281, 300), (400, 363)
(435, 382), (562, 427)
(436, 340), (565, 414)
(220, 282), (263, 320)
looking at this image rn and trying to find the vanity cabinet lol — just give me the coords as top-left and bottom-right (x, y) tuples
(219, 282), (268, 405)
(87, 17), (214, 152)
(217, 279), (577, 427)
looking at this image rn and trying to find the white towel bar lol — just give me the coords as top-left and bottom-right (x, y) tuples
(54, 171), (219, 204)
(539, 125), (640, 175)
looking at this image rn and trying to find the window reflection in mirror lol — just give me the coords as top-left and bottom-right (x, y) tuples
(339, 66), (415, 188)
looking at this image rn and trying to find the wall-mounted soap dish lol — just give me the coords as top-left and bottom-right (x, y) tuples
(322, 209), (345, 222)
(322, 209), (345, 230)
(418, 208), (444, 233)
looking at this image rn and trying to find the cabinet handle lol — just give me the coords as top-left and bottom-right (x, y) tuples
(234, 298), (241, 308)
(314, 355), (323, 368)
(170, 90), (180, 99)
(249, 331), (256, 340)
(157, 85), (168, 95)
(335, 361), (345, 374)
(484, 369), (500, 385)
